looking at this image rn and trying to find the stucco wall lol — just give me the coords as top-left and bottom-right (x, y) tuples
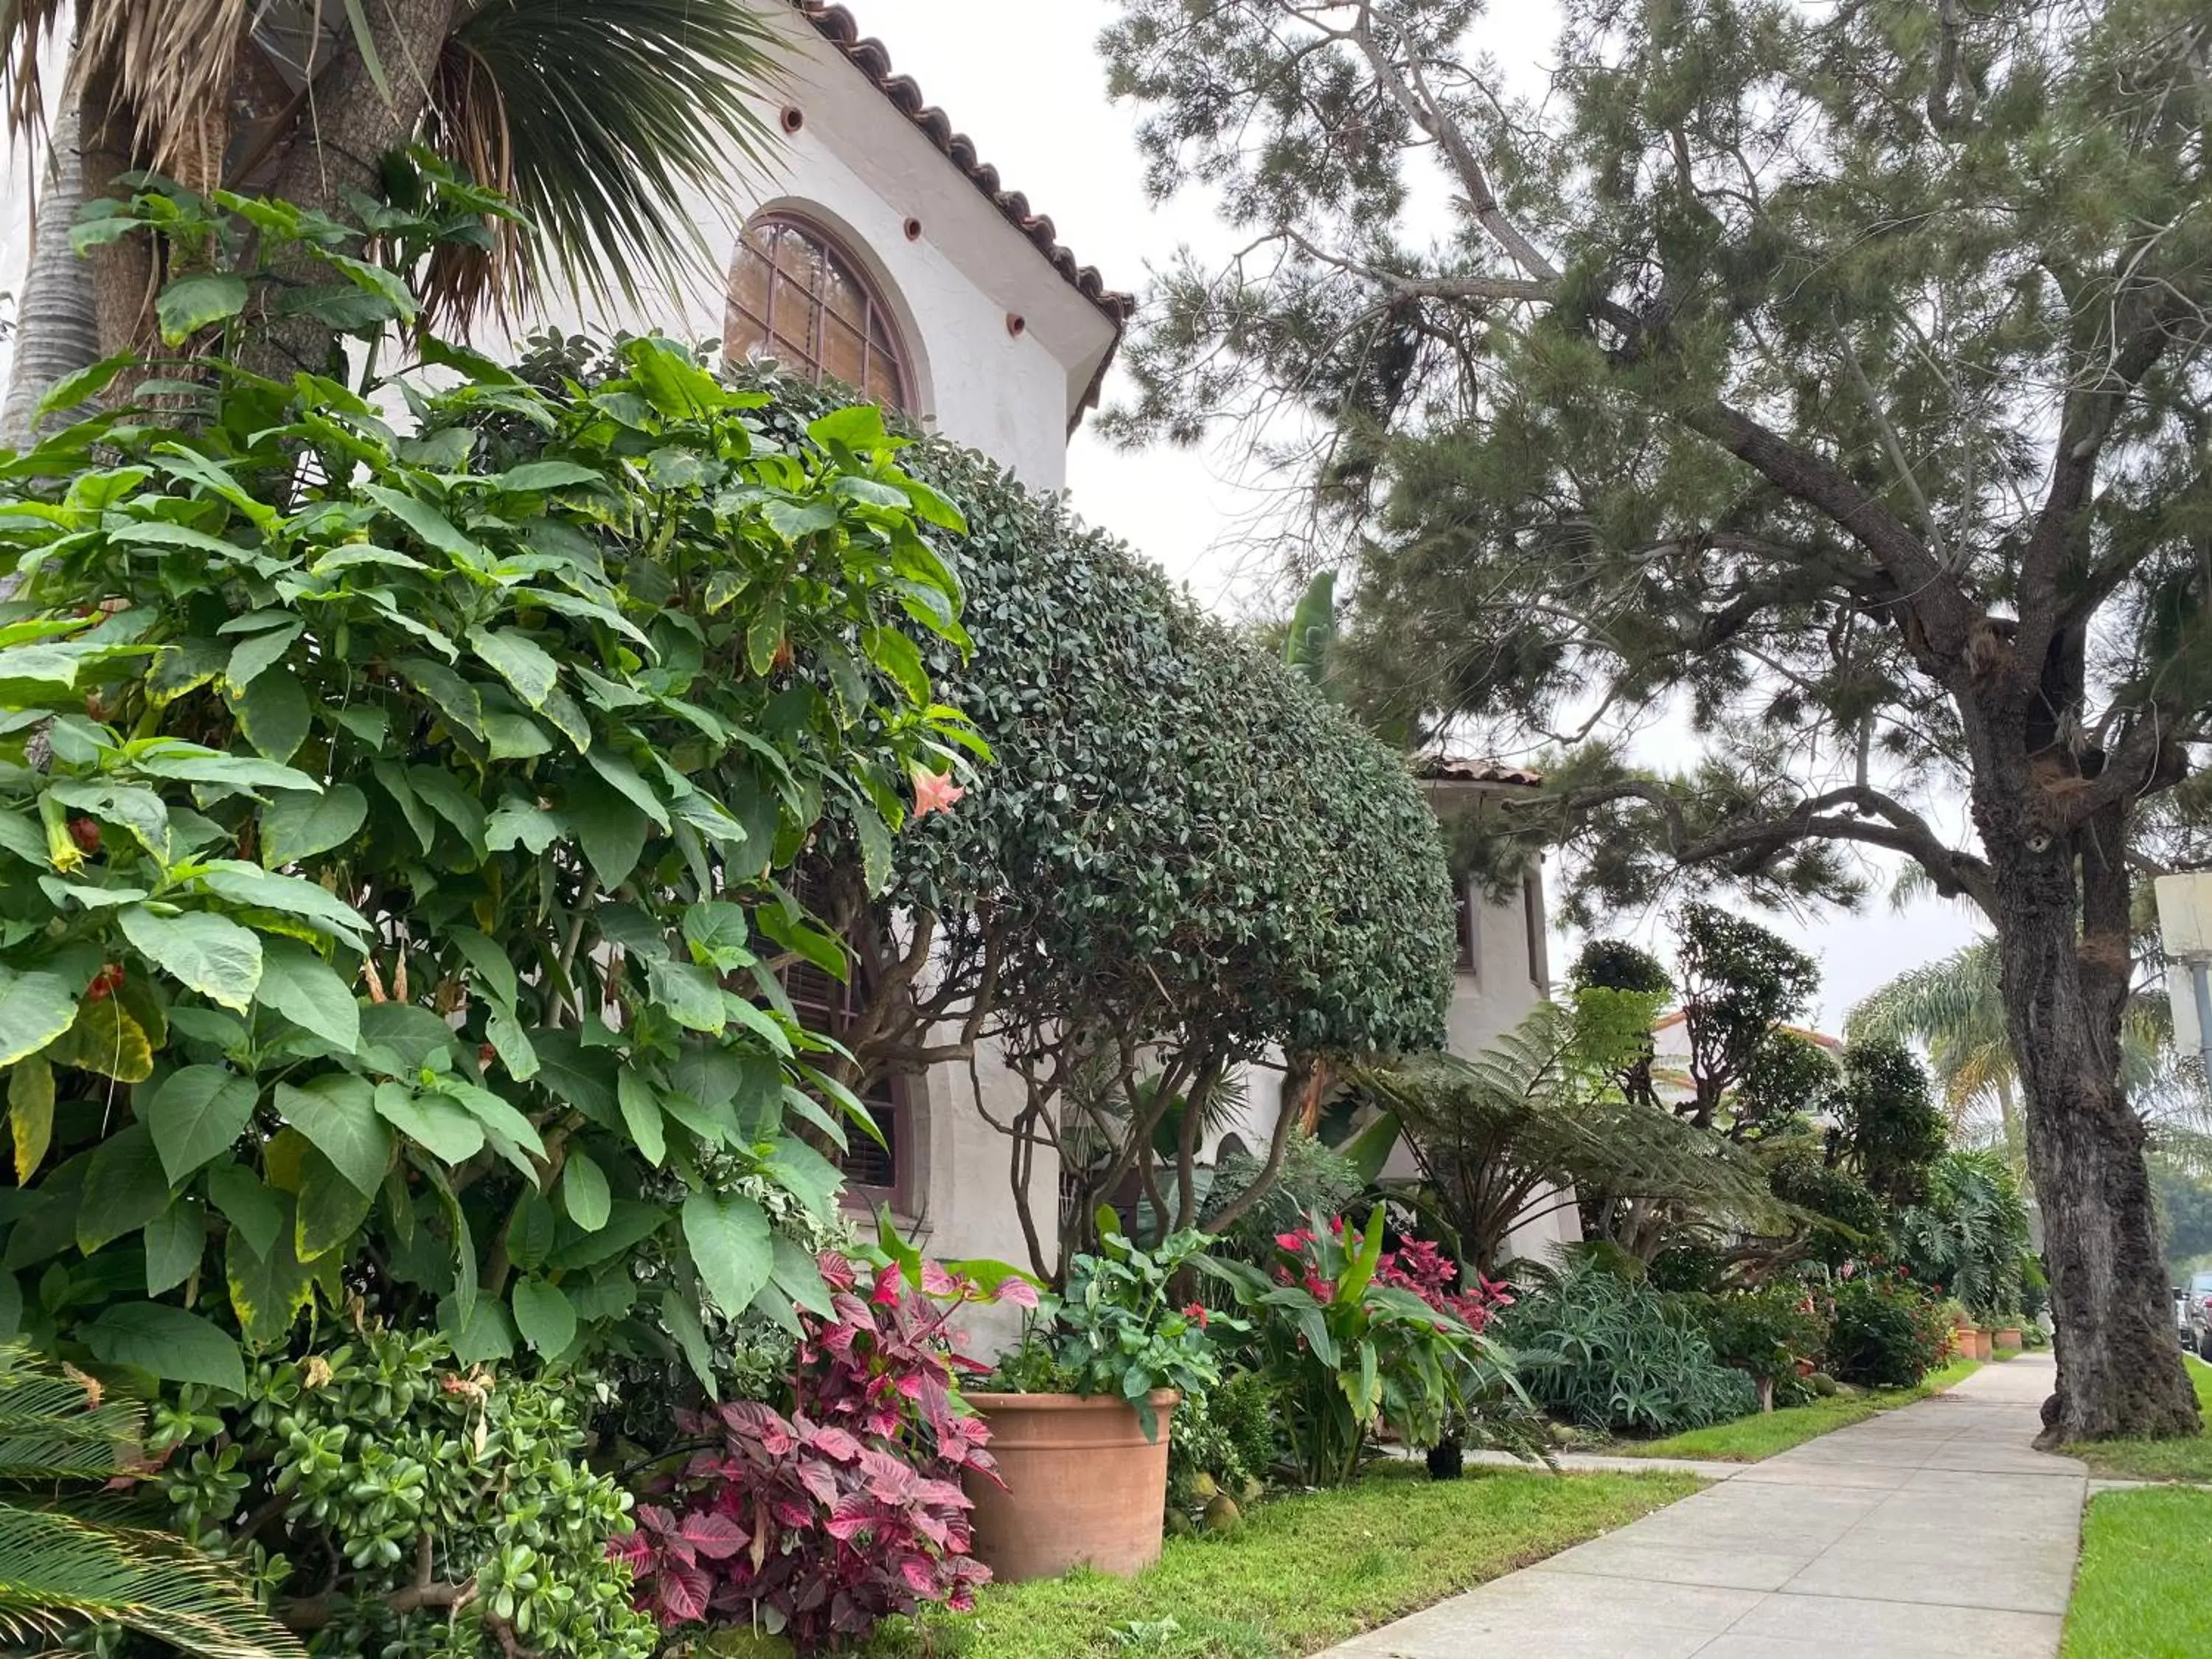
(508, 7), (1116, 494)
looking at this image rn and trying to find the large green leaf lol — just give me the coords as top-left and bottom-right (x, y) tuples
(0, 971), (77, 1066)
(77, 1124), (173, 1254)
(143, 1198), (207, 1295)
(647, 959), (726, 1034)
(226, 1206), (316, 1350)
(682, 1191), (771, 1318)
(564, 771), (650, 888)
(561, 1151), (611, 1231)
(156, 274), (248, 344)
(373, 1084), (485, 1164)
(205, 1163), (283, 1260)
(470, 627), (560, 709)
(46, 997), (154, 1082)
(145, 1065), (259, 1184)
(119, 908), (263, 1012)
(84, 1303), (246, 1394)
(510, 1278), (577, 1357)
(259, 785), (368, 868)
(275, 1076), (391, 1196)
(253, 941), (361, 1054)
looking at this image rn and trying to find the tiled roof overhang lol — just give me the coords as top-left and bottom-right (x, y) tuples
(791, 4), (1135, 424)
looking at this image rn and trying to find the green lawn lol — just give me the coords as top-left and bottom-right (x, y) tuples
(1613, 1359), (1983, 1463)
(853, 1465), (1703, 1659)
(2065, 1357), (2212, 1482)
(2062, 1487), (2212, 1658)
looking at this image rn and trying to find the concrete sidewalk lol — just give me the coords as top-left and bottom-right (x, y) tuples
(1325, 1354), (2084, 1658)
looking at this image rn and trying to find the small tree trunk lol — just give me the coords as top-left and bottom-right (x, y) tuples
(1994, 838), (2198, 1443)
(1, 98), (100, 449)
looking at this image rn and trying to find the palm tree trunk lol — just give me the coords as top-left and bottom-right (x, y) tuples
(1, 98), (100, 451)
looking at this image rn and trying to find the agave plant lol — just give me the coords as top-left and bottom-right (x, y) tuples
(0, 1344), (303, 1658)
(1, 0), (783, 437)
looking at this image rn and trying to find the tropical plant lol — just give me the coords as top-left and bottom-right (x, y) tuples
(998, 1225), (1228, 1440)
(1832, 1041), (1950, 1208)
(1896, 1150), (2035, 1322)
(1826, 1268), (1955, 1390)
(0, 186), (976, 1400)
(0, 0), (782, 434)
(615, 1251), (1019, 1653)
(1499, 1253), (1760, 1437)
(153, 1325), (649, 1657)
(1201, 1209), (1514, 1486)
(1198, 1127), (1368, 1262)
(1099, 0), (2212, 1443)
(0, 1343), (304, 1658)
(1355, 995), (1794, 1272)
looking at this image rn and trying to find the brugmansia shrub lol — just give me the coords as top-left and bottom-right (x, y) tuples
(1500, 1253), (1759, 1436)
(154, 1326), (649, 1656)
(0, 184), (971, 1385)
(0, 178), (980, 1652)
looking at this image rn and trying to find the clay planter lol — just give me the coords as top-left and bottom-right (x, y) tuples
(1960, 1327), (1992, 1360)
(962, 1391), (1178, 1584)
(1994, 1326), (2023, 1350)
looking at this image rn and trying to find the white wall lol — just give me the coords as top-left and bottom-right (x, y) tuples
(509, 6), (1117, 494)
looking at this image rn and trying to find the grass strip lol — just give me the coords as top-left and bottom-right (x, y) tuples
(852, 1464), (1703, 1659)
(2062, 1486), (2212, 1658)
(1613, 1358), (1985, 1463)
(2065, 1357), (2212, 1483)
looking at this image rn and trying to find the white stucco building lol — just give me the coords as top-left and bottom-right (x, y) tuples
(543, 1), (1568, 1283)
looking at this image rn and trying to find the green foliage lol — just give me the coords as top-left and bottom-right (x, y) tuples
(1767, 1138), (1888, 1267)
(155, 1325), (648, 1656)
(1896, 1150), (2034, 1320)
(1034, 1228), (1229, 1440)
(1826, 1270), (1955, 1390)
(0, 185), (975, 1405)
(1500, 1253), (1760, 1436)
(649, 354), (1456, 1279)
(1357, 995), (1792, 1272)
(1198, 1130), (1366, 1261)
(1683, 1279), (1833, 1402)
(1835, 1040), (1950, 1206)
(1201, 1210), (1517, 1485)
(1165, 1368), (1279, 1509)
(0, 1344), (302, 1658)
(1567, 939), (1669, 998)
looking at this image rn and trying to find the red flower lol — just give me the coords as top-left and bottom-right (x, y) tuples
(66, 817), (100, 855)
(1181, 1301), (1208, 1330)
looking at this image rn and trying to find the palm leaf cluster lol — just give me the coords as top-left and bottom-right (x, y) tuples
(0, 1345), (303, 1658)
(1354, 998), (1795, 1273)
(1, 0), (782, 324)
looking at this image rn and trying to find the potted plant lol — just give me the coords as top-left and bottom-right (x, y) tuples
(1992, 1315), (2025, 1350)
(963, 1222), (1227, 1583)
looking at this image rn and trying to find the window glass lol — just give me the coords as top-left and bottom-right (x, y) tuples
(727, 218), (911, 411)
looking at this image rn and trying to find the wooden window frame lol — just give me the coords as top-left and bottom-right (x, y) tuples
(725, 214), (914, 411)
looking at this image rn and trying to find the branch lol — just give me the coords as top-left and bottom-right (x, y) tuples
(1534, 779), (1997, 917)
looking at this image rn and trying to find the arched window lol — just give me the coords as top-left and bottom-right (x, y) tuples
(726, 216), (911, 411)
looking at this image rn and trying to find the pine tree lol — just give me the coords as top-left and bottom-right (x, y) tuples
(1102, 0), (2212, 1441)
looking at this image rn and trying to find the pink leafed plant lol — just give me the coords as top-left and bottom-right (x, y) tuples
(616, 1251), (1023, 1652)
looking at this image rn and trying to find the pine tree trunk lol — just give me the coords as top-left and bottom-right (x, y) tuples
(1991, 824), (2199, 1443)
(1, 98), (100, 449)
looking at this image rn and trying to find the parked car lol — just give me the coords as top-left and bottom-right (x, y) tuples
(2190, 1272), (2212, 1360)
(2177, 1287), (2202, 1354)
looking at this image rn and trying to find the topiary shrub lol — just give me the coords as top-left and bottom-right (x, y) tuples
(1684, 1279), (1835, 1409)
(1499, 1253), (1759, 1436)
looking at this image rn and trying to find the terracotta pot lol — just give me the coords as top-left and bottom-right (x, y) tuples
(1961, 1327), (1992, 1360)
(962, 1391), (1178, 1584)
(1994, 1326), (2023, 1350)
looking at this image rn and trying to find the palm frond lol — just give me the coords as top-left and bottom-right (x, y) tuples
(63, 0), (257, 184)
(0, 1506), (304, 1659)
(0, 1346), (302, 1659)
(430, 0), (782, 320)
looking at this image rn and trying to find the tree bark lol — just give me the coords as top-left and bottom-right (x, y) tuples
(1986, 817), (2199, 1443)
(243, 0), (460, 382)
(1, 97), (100, 449)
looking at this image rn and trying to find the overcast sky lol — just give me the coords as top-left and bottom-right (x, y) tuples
(0, 0), (1986, 1030)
